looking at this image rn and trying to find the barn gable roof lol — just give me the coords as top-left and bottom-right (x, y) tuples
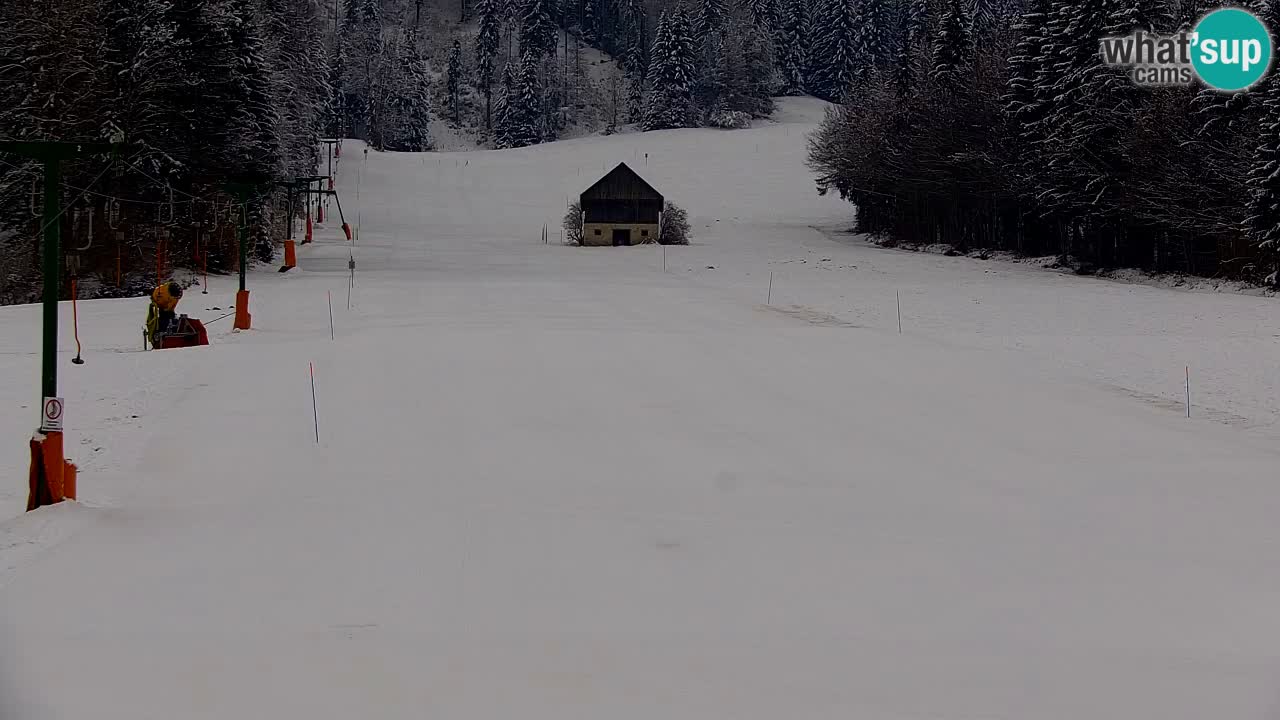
(580, 162), (663, 202)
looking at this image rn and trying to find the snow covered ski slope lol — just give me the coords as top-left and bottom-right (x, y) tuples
(4, 98), (1280, 719)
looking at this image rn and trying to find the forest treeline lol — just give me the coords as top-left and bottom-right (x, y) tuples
(4, 0), (1273, 305)
(0, 0), (330, 303)
(806, 0), (1280, 284)
(0, 0), (800, 303)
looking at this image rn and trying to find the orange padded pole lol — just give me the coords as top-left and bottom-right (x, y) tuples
(234, 290), (252, 330)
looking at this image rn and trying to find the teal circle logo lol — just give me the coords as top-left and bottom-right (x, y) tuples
(1192, 8), (1273, 92)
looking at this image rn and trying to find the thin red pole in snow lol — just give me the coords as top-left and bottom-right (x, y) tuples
(896, 291), (902, 334)
(310, 362), (319, 444)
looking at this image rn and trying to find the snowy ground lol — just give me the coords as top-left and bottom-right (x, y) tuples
(4, 97), (1280, 719)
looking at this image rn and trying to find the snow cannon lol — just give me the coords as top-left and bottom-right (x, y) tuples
(157, 315), (210, 350)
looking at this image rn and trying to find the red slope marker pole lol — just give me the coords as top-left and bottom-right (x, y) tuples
(310, 362), (319, 444)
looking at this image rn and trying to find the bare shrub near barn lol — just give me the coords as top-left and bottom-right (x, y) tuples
(659, 201), (691, 245)
(563, 201), (584, 245)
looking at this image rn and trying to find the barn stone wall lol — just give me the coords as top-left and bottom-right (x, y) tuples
(582, 223), (660, 246)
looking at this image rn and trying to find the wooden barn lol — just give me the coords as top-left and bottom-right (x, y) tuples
(580, 162), (664, 246)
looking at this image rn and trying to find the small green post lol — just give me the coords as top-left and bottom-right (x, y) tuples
(40, 157), (61, 404)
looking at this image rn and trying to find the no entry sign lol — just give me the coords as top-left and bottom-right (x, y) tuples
(42, 396), (64, 432)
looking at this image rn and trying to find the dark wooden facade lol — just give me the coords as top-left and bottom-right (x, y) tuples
(580, 163), (664, 224)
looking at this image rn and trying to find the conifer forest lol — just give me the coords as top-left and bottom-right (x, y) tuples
(1, 0), (1277, 304)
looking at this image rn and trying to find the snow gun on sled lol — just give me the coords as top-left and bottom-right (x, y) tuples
(150, 314), (210, 350)
(143, 281), (210, 350)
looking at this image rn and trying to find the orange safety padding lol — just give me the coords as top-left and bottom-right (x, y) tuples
(64, 462), (77, 500)
(305, 217), (313, 244)
(284, 239), (297, 268)
(42, 431), (64, 504)
(234, 290), (252, 330)
(27, 432), (66, 511)
(27, 437), (45, 511)
(342, 223), (352, 241)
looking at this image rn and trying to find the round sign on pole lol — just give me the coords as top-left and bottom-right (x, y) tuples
(42, 396), (64, 432)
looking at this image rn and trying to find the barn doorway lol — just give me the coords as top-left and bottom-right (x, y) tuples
(612, 228), (631, 246)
